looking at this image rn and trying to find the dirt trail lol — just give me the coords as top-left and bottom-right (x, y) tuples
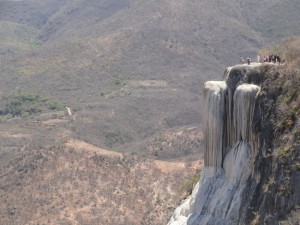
(65, 139), (122, 157)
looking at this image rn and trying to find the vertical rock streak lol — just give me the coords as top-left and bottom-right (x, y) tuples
(203, 81), (227, 167)
(233, 84), (260, 159)
(168, 66), (261, 225)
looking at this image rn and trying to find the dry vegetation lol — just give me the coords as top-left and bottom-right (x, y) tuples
(248, 36), (300, 225)
(0, 138), (202, 225)
(0, 111), (202, 225)
(0, 1), (300, 224)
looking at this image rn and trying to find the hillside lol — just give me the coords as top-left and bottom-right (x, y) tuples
(0, 136), (204, 225)
(0, 130), (203, 224)
(0, 1), (300, 224)
(1, 0), (300, 154)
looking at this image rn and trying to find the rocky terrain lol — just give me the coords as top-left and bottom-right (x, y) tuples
(168, 37), (300, 225)
(0, 0), (300, 224)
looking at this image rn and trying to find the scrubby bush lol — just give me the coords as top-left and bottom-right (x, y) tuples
(180, 171), (201, 195)
(0, 93), (64, 120)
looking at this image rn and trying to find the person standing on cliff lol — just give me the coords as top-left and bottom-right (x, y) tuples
(240, 56), (244, 64)
(257, 55), (260, 63)
(247, 57), (251, 65)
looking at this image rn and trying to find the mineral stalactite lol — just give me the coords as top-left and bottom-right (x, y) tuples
(168, 64), (261, 225)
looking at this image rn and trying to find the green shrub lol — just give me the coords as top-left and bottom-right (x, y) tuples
(0, 93), (64, 120)
(277, 147), (288, 159)
(112, 74), (126, 86)
(180, 172), (201, 195)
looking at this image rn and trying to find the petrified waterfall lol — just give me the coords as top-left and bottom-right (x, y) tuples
(168, 65), (261, 225)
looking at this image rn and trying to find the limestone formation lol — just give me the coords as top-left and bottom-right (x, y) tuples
(168, 64), (261, 225)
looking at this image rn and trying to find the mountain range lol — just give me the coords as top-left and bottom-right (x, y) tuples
(0, 0), (299, 224)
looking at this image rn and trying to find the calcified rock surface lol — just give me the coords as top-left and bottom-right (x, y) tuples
(168, 64), (262, 225)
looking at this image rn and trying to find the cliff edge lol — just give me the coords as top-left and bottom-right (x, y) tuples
(168, 60), (300, 225)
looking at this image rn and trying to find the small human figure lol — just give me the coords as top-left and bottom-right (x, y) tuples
(247, 57), (251, 65)
(276, 55), (281, 64)
(240, 56), (244, 64)
(257, 55), (260, 63)
(277, 56), (281, 65)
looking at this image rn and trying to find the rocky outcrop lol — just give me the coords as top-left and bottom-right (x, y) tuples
(168, 63), (300, 225)
(243, 63), (300, 225)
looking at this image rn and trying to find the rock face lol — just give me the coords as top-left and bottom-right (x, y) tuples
(168, 63), (300, 225)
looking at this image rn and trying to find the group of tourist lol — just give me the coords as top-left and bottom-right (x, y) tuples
(240, 54), (283, 65)
(262, 54), (283, 64)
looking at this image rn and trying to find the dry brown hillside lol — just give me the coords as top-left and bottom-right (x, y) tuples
(0, 1), (300, 224)
(0, 113), (203, 225)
